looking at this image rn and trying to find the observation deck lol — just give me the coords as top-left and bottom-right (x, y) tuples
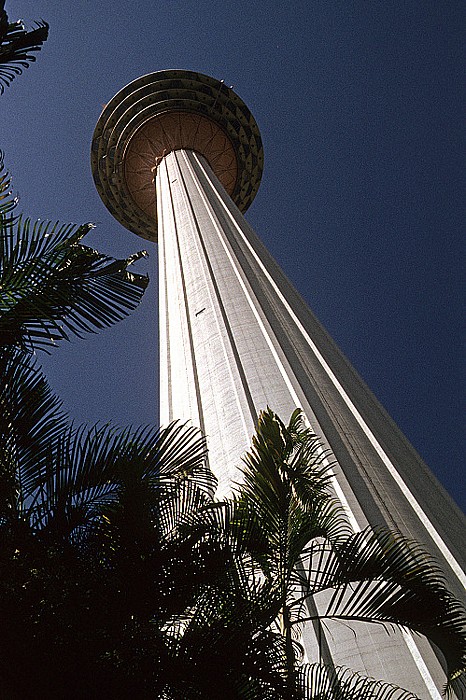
(91, 69), (263, 241)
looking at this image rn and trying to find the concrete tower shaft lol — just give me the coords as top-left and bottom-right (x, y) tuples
(92, 71), (465, 698)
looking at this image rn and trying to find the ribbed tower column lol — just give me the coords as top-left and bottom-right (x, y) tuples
(91, 70), (465, 699)
(157, 150), (257, 491)
(156, 147), (463, 696)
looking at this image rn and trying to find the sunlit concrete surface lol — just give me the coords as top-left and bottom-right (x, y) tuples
(92, 70), (465, 699)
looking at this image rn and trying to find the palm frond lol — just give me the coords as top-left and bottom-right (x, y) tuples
(234, 408), (466, 695)
(235, 407), (348, 593)
(26, 420), (210, 540)
(152, 420), (210, 485)
(238, 408), (345, 533)
(298, 663), (421, 699)
(165, 583), (289, 699)
(0, 2), (48, 93)
(0, 151), (18, 220)
(0, 346), (67, 520)
(0, 216), (149, 350)
(299, 528), (466, 690)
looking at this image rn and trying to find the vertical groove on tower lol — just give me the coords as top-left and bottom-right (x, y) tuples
(164, 159), (208, 448)
(157, 168), (173, 422)
(176, 151), (259, 428)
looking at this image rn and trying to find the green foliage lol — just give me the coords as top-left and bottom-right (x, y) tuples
(1, 356), (465, 697)
(298, 664), (421, 699)
(0, 1), (48, 92)
(233, 408), (466, 699)
(0, 155), (149, 352)
(0, 349), (212, 696)
(0, 218), (149, 350)
(0, 152), (17, 217)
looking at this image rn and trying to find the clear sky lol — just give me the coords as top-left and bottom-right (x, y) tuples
(2, 1), (464, 511)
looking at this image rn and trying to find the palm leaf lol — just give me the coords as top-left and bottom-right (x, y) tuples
(0, 151), (18, 220)
(26, 420), (210, 540)
(235, 407), (348, 599)
(0, 347), (67, 521)
(234, 408), (466, 696)
(0, 2), (48, 93)
(298, 663), (420, 700)
(155, 493), (292, 698)
(164, 581), (289, 699)
(298, 528), (466, 694)
(0, 216), (149, 350)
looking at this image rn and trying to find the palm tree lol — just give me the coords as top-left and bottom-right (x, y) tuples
(0, 157), (149, 351)
(0, 158), (217, 696)
(0, 147), (193, 695)
(0, 342), (290, 699)
(0, 0), (48, 93)
(136, 407), (465, 700)
(0, 342), (218, 698)
(229, 408), (466, 699)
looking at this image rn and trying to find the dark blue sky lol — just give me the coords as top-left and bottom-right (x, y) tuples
(2, 1), (464, 510)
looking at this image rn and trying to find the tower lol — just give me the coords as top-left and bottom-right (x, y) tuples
(91, 70), (465, 697)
